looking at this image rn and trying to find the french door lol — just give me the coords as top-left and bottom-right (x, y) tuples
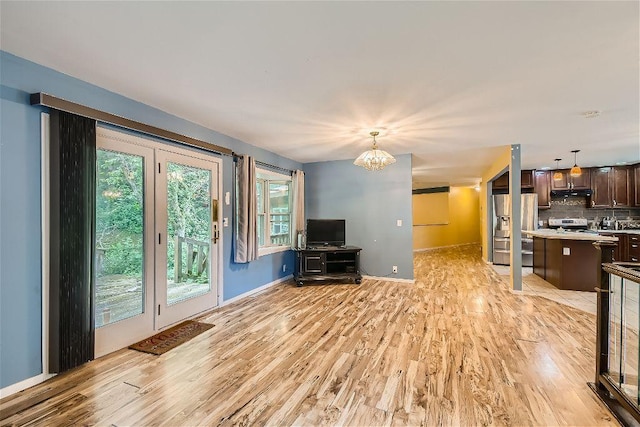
(155, 150), (219, 329)
(94, 129), (221, 356)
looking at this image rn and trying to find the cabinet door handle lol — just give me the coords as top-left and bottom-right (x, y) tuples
(613, 199), (617, 206)
(591, 200), (595, 207)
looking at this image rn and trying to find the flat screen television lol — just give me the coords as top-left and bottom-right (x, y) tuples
(306, 219), (346, 247)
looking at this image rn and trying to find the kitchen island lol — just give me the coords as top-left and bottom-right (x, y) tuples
(526, 230), (618, 292)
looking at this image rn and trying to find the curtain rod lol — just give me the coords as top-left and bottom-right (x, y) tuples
(233, 154), (294, 175)
(255, 160), (294, 175)
(30, 93), (235, 157)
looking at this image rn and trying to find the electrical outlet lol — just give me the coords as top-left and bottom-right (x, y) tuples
(282, 264), (286, 273)
(392, 265), (398, 274)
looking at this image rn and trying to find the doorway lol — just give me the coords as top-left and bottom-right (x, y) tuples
(94, 128), (221, 356)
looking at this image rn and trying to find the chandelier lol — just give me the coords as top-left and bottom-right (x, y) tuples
(353, 131), (396, 171)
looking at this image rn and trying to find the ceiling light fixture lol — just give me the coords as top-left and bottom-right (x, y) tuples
(353, 131), (396, 171)
(552, 158), (563, 181)
(570, 150), (582, 177)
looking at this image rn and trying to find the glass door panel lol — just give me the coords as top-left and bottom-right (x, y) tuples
(166, 161), (212, 305)
(95, 150), (145, 326)
(94, 134), (155, 357)
(156, 150), (220, 329)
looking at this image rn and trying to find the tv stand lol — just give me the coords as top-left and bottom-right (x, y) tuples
(294, 246), (362, 286)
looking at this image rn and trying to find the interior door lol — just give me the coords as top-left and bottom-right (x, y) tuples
(156, 149), (220, 328)
(94, 138), (155, 357)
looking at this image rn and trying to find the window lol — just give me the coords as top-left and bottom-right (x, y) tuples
(256, 168), (292, 255)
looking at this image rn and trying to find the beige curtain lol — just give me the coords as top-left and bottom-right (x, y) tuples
(234, 156), (259, 262)
(291, 170), (305, 249)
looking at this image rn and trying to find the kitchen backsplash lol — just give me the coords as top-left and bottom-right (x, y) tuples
(537, 196), (640, 227)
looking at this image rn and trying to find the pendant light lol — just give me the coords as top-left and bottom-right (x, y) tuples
(353, 131), (396, 171)
(552, 158), (563, 181)
(570, 150), (582, 177)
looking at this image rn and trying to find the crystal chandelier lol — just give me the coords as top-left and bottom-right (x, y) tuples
(353, 131), (396, 171)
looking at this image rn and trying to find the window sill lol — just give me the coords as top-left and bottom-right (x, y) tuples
(259, 245), (291, 257)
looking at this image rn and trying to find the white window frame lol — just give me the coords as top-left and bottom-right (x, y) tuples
(256, 168), (292, 256)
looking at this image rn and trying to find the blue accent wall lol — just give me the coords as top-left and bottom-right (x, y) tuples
(0, 51), (300, 388)
(304, 155), (414, 280)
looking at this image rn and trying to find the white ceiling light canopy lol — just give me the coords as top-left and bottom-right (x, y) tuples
(354, 131), (396, 171)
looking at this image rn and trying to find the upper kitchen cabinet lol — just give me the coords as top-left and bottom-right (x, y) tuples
(591, 167), (612, 208)
(635, 163), (640, 206)
(534, 170), (551, 209)
(550, 168), (591, 190)
(613, 166), (632, 207)
(492, 170), (535, 192)
(590, 166), (633, 208)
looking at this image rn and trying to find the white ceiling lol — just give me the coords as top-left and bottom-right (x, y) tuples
(1, 1), (638, 187)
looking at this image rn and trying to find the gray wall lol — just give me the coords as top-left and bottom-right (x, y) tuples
(304, 155), (414, 280)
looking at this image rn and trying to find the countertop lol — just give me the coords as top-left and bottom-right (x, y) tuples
(525, 229), (618, 241)
(596, 229), (640, 235)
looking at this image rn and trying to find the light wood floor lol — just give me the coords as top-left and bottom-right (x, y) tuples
(1, 245), (616, 426)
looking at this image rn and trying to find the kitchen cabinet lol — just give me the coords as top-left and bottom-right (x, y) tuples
(550, 168), (591, 190)
(629, 234), (640, 263)
(613, 166), (632, 207)
(492, 170), (535, 192)
(533, 236), (600, 292)
(534, 170), (551, 209)
(634, 163), (640, 206)
(591, 167), (613, 208)
(590, 166), (632, 208)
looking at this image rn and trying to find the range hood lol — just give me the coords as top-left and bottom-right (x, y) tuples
(550, 188), (593, 197)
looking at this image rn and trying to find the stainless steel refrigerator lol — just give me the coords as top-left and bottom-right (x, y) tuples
(493, 194), (538, 266)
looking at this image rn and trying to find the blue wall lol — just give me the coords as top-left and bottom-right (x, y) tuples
(0, 51), (300, 388)
(304, 155), (414, 280)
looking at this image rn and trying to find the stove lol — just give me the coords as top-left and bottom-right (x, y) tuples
(548, 218), (588, 230)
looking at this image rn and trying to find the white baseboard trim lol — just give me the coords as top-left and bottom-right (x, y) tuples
(0, 372), (56, 398)
(362, 275), (415, 284)
(221, 274), (293, 306)
(413, 242), (480, 252)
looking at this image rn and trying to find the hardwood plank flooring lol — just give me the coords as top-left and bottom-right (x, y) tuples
(0, 245), (616, 426)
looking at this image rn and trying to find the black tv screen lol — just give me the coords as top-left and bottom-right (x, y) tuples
(306, 219), (345, 247)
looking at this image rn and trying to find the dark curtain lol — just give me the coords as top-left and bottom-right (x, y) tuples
(49, 110), (96, 373)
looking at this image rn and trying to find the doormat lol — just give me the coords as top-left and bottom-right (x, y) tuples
(129, 320), (214, 355)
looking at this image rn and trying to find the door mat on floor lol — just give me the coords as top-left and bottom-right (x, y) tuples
(129, 320), (214, 355)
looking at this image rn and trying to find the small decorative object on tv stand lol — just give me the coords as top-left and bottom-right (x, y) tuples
(294, 246), (362, 287)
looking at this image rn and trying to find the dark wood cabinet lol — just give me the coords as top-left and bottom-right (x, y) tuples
(550, 168), (591, 190)
(612, 166), (632, 207)
(634, 164), (640, 206)
(591, 167), (613, 208)
(534, 170), (551, 209)
(534, 237), (600, 292)
(294, 246), (362, 286)
(628, 234), (640, 263)
(590, 166), (633, 208)
(492, 170), (534, 192)
(492, 172), (509, 190)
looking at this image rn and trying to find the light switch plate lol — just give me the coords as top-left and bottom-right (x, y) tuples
(225, 191), (230, 205)
(397, 219), (402, 227)
(223, 217), (229, 227)
(563, 247), (570, 256)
